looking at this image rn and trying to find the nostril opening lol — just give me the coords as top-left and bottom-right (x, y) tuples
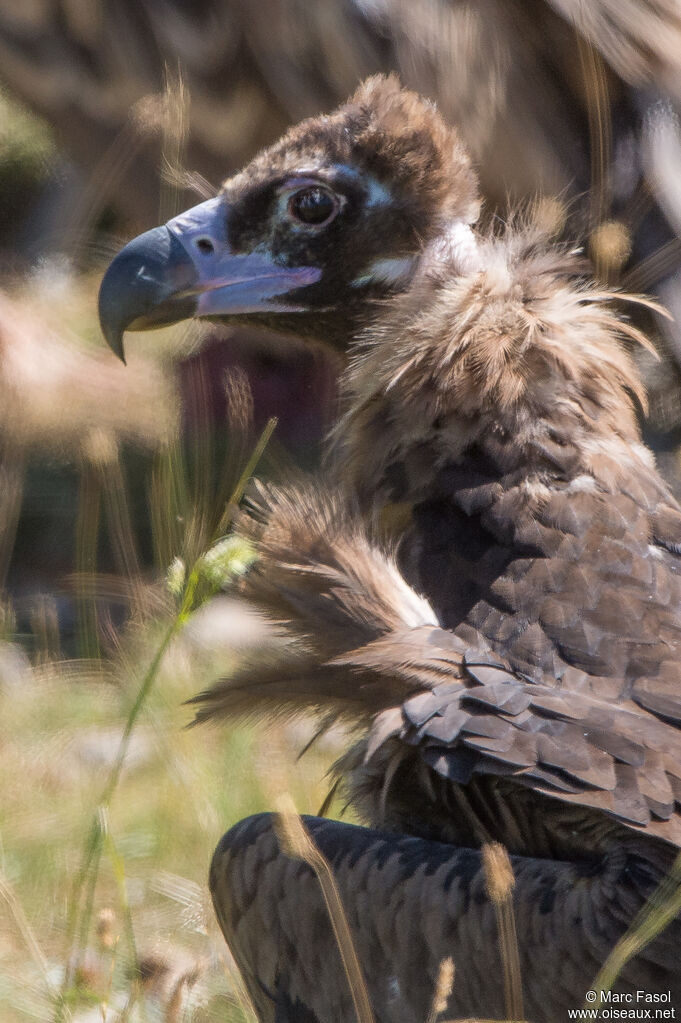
(195, 236), (215, 255)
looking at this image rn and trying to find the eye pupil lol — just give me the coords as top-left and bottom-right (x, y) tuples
(289, 187), (336, 225)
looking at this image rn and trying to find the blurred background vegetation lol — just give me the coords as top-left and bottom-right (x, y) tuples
(1, 1), (681, 1020)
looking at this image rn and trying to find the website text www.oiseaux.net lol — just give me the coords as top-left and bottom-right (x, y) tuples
(568, 991), (676, 1019)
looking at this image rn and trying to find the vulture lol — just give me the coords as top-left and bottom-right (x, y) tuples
(99, 78), (681, 1020)
(8, 0), (681, 481)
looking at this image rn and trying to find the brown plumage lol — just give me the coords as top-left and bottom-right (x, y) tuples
(202, 481), (681, 1019)
(10, 0), (681, 468)
(100, 78), (681, 1019)
(10, 0), (681, 479)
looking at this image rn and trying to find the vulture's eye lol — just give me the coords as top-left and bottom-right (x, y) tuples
(288, 186), (339, 227)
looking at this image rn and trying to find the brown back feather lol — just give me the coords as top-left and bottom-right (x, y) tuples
(192, 481), (681, 852)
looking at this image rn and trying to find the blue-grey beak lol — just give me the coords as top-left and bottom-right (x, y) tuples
(98, 196), (321, 362)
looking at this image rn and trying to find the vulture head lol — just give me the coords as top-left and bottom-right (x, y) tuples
(99, 75), (479, 359)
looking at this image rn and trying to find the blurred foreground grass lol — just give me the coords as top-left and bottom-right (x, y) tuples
(0, 625), (339, 1022)
(0, 85), (345, 1022)
(0, 257), (341, 1020)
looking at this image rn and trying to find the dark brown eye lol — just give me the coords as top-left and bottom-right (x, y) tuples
(288, 186), (338, 226)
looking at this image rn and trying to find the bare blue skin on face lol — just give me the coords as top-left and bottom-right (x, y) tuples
(168, 198), (322, 316)
(98, 196), (322, 360)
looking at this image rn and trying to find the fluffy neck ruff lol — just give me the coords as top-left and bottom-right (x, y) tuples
(334, 224), (657, 509)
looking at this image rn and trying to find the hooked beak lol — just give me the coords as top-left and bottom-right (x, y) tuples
(98, 196), (321, 362)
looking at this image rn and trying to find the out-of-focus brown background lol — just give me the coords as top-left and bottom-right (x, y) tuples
(1, 3), (681, 1020)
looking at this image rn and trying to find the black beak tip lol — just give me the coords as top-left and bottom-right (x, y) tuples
(114, 341), (127, 366)
(98, 224), (200, 363)
(99, 324), (127, 364)
(102, 326), (127, 364)
(98, 256), (132, 364)
(99, 322), (127, 365)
